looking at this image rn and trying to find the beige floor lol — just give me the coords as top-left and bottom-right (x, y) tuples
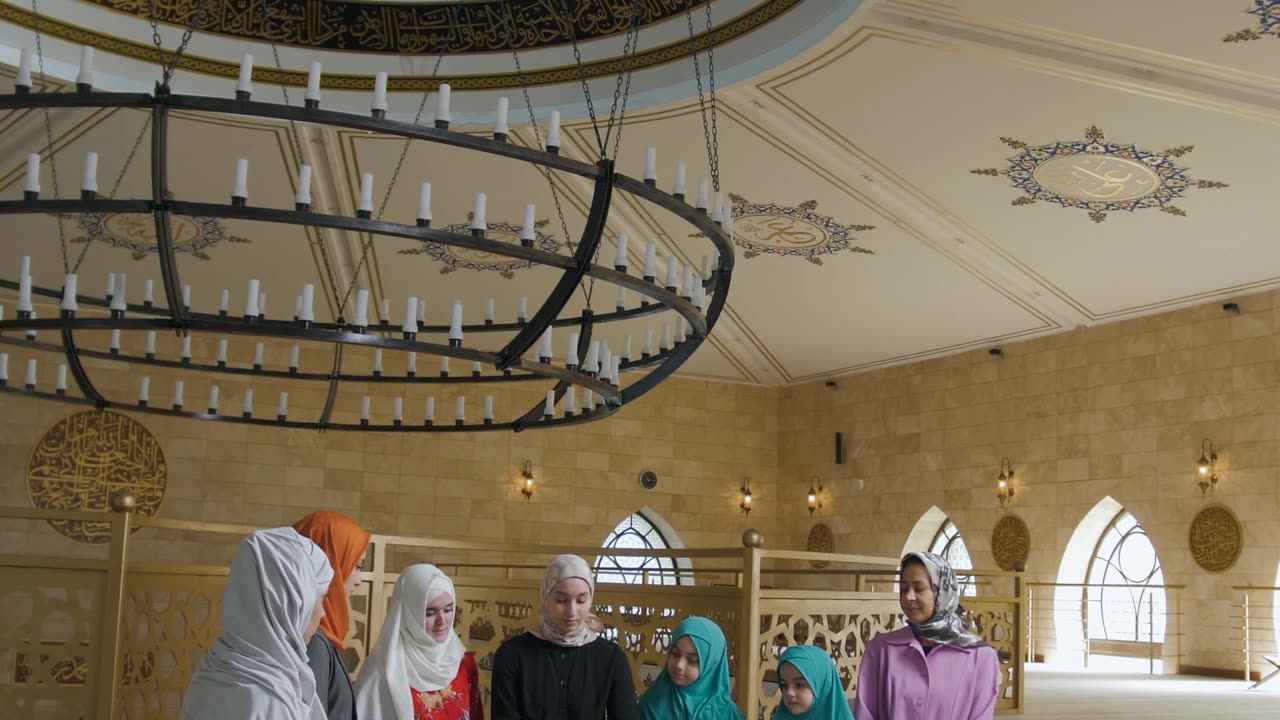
(1022, 665), (1279, 718)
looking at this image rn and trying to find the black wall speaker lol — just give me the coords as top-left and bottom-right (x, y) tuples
(835, 432), (844, 465)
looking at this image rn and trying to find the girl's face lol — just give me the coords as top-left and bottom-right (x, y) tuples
(425, 592), (456, 642)
(343, 556), (364, 597)
(547, 577), (592, 635)
(303, 591), (326, 643)
(667, 635), (701, 687)
(899, 561), (936, 624)
(778, 661), (814, 714)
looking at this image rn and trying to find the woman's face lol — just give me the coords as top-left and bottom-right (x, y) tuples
(303, 591), (326, 643)
(343, 556), (364, 597)
(899, 561), (936, 624)
(778, 662), (814, 714)
(667, 635), (701, 687)
(546, 577), (592, 635)
(425, 592), (456, 643)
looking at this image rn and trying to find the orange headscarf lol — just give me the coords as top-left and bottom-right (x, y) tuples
(292, 511), (371, 650)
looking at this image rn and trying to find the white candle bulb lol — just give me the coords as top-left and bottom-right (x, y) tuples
(76, 46), (94, 87)
(623, 335), (632, 361)
(357, 172), (374, 213)
(522, 203), (536, 241)
(372, 72), (388, 112)
(258, 292), (267, 317)
(216, 339), (228, 364)
(25, 153), (40, 193)
(16, 48), (31, 88)
(180, 335), (190, 359)
(564, 386), (576, 414)
(300, 284), (315, 322)
(380, 298), (391, 323)
(518, 296), (528, 321)
(294, 295), (302, 319)
(665, 256), (680, 288)
(253, 342), (264, 367)
(676, 317), (686, 343)
(538, 327), (553, 360)
(138, 376), (150, 403)
(436, 83), (451, 123)
(21, 256), (31, 278)
(393, 397), (404, 422)
(583, 389), (593, 411)
(208, 385), (220, 413)
(232, 158), (249, 199)
(360, 395), (371, 421)
(547, 110), (561, 148)
(60, 274), (77, 312)
(701, 255), (710, 279)
(23, 358), (37, 388)
(107, 328), (120, 352)
(471, 193), (487, 231)
(218, 288), (230, 314)
(145, 331), (156, 356)
(403, 297), (419, 334)
(417, 296), (426, 324)
(425, 396), (436, 423)
(601, 345), (613, 381)
(0, 353), (8, 384)
(245, 279), (260, 317)
(644, 147), (657, 181)
(566, 332), (580, 367)
(440, 356), (450, 376)
(661, 323), (670, 350)
(406, 352), (417, 375)
(644, 242), (657, 278)
(471, 361), (482, 376)
(277, 392), (288, 418)
(614, 231), (628, 268)
(616, 285), (626, 310)
(682, 264), (694, 298)
(305, 61), (322, 102)
(485, 297), (495, 322)
(455, 396), (465, 422)
(242, 388), (254, 415)
(173, 381), (184, 408)
(289, 345), (300, 371)
(182, 284), (192, 308)
(449, 301), (463, 342)
(495, 97), (509, 135)
(695, 176), (709, 209)
(673, 161), (687, 196)
(543, 390), (555, 416)
(417, 182), (432, 221)
(144, 279), (154, 305)
(56, 365), (67, 392)
(110, 274), (127, 312)
(712, 191), (723, 221)
(586, 340), (601, 374)
(236, 53), (253, 94)
(353, 289), (370, 327)
(105, 271), (115, 299)
(484, 394), (494, 421)
(372, 349), (383, 374)
(296, 165), (313, 205)
(612, 356), (621, 383)
(723, 212), (735, 238)
(82, 152), (98, 192)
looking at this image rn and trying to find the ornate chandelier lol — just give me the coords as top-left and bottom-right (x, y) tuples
(0, 1), (732, 433)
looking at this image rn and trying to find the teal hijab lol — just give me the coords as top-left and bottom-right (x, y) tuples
(772, 645), (854, 720)
(638, 616), (743, 720)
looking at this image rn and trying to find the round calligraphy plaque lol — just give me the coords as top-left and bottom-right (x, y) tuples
(736, 213), (830, 250)
(1188, 503), (1242, 573)
(807, 523), (835, 569)
(990, 514), (1030, 572)
(1032, 154), (1160, 203)
(27, 410), (167, 543)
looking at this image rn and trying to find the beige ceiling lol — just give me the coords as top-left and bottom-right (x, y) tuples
(3, 0), (1279, 386)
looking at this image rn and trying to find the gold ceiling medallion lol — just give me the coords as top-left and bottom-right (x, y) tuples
(990, 514), (1030, 572)
(1188, 503), (1243, 573)
(1223, 0), (1280, 42)
(397, 217), (559, 279)
(26, 410), (167, 543)
(70, 207), (250, 262)
(83, 0), (708, 54)
(721, 194), (874, 265)
(806, 522), (834, 569)
(970, 125), (1228, 223)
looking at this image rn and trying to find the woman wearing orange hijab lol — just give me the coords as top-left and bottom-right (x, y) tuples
(293, 511), (371, 720)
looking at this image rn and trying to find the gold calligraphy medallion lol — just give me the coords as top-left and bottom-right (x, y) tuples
(726, 196), (874, 265)
(73, 211), (250, 261)
(398, 220), (561, 279)
(27, 410), (167, 543)
(1032, 155), (1160, 202)
(1188, 504), (1242, 573)
(990, 514), (1031, 572)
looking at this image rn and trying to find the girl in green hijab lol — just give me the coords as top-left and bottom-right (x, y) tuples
(772, 645), (854, 720)
(638, 616), (743, 720)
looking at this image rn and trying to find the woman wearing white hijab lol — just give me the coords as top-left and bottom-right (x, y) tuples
(181, 526), (334, 720)
(355, 564), (483, 719)
(491, 554), (636, 720)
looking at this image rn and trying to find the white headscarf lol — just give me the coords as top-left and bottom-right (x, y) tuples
(528, 554), (600, 648)
(355, 564), (468, 720)
(180, 527), (333, 720)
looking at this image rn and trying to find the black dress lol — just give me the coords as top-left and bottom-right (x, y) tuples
(307, 633), (357, 720)
(491, 632), (636, 720)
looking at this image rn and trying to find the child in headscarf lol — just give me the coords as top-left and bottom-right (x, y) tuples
(854, 551), (999, 720)
(491, 554), (636, 719)
(355, 564), (483, 719)
(180, 527), (333, 720)
(638, 616), (742, 720)
(772, 645), (853, 720)
(293, 511), (372, 720)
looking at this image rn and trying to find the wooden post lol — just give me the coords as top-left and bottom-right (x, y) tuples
(96, 496), (134, 717)
(736, 530), (763, 716)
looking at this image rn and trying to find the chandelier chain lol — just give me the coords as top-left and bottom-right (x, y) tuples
(686, 0), (721, 190)
(603, 0), (645, 162)
(147, 0), (211, 88)
(556, 0), (606, 158)
(30, 0), (69, 272)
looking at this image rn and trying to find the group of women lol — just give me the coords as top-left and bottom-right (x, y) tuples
(179, 512), (998, 720)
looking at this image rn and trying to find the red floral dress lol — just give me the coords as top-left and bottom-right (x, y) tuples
(410, 652), (484, 720)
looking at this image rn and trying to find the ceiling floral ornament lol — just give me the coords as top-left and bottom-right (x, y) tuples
(1222, 0), (1280, 42)
(970, 125), (1229, 223)
(717, 194), (874, 266)
(397, 216), (560, 279)
(69, 211), (251, 262)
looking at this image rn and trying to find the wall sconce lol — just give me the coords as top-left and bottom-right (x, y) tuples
(520, 460), (535, 500)
(997, 457), (1015, 506)
(739, 477), (753, 515)
(807, 475), (824, 516)
(1197, 440), (1218, 495)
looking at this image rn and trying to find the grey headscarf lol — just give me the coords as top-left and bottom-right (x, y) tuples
(900, 551), (987, 649)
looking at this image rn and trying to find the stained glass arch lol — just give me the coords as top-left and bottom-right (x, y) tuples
(1085, 510), (1166, 644)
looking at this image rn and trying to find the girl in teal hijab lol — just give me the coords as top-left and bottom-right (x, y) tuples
(638, 616), (743, 720)
(773, 645), (854, 720)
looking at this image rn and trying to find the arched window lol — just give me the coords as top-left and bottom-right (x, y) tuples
(1086, 510), (1165, 645)
(594, 511), (686, 586)
(929, 520), (976, 596)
